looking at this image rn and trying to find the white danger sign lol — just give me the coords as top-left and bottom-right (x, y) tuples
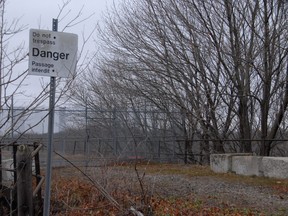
(28, 29), (78, 78)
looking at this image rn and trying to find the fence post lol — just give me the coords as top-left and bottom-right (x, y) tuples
(16, 145), (33, 216)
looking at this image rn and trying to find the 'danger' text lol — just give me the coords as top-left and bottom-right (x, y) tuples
(32, 48), (69, 61)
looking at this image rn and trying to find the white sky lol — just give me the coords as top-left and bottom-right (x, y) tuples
(5, 0), (119, 106)
(6, 0), (118, 34)
(6, 0), (116, 33)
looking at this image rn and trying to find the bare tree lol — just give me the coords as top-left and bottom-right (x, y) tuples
(85, 0), (234, 156)
(196, 0), (288, 155)
(71, 0), (287, 157)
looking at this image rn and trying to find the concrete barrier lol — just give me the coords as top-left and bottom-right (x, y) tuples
(262, 157), (288, 179)
(231, 156), (263, 177)
(1, 159), (36, 182)
(1, 159), (14, 181)
(210, 154), (288, 179)
(210, 153), (252, 173)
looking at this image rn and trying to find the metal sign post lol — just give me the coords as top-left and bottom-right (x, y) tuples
(28, 18), (77, 215)
(43, 18), (58, 216)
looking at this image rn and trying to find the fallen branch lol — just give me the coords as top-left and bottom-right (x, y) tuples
(53, 151), (122, 210)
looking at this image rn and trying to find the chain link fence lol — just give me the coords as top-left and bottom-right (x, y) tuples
(1, 106), (288, 166)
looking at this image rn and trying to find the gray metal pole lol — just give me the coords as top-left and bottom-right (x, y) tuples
(11, 95), (14, 139)
(43, 18), (57, 216)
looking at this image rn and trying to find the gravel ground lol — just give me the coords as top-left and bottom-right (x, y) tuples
(145, 175), (288, 214)
(56, 163), (288, 215)
(84, 165), (288, 215)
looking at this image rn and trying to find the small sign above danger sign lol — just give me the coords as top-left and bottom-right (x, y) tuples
(28, 29), (78, 78)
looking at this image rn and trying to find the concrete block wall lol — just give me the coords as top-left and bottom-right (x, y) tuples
(262, 157), (288, 179)
(1, 159), (36, 182)
(231, 156), (263, 177)
(210, 153), (252, 173)
(1, 159), (14, 181)
(210, 154), (288, 179)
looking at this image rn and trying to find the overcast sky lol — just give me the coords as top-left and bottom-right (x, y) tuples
(7, 0), (115, 30)
(6, 0), (119, 106)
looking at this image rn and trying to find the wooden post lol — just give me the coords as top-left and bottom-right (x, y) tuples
(0, 146), (2, 185)
(33, 142), (43, 215)
(16, 145), (33, 216)
(13, 142), (17, 184)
